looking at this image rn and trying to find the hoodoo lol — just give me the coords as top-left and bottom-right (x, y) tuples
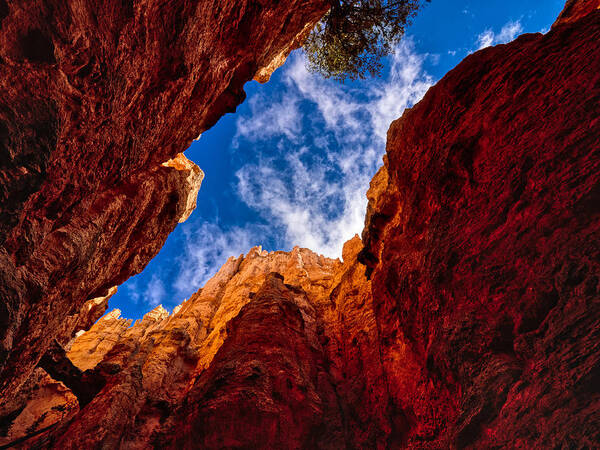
(1, 0), (599, 448)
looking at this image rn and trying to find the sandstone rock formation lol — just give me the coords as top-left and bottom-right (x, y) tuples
(554, 0), (599, 26)
(0, 0), (328, 409)
(1, 0), (599, 448)
(0, 368), (77, 447)
(360, 2), (600, 447)
(0, 240), (382, 448)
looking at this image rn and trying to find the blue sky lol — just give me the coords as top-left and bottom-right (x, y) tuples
(110, 0), (565, 319)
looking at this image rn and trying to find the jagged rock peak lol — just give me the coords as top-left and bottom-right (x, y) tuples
(143, 305), (170, 322)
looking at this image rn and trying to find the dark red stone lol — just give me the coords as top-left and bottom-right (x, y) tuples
(0, 0), (327, 405)
(361, 5), (600, 447)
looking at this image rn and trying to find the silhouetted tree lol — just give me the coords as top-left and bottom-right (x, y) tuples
(303, 0), (428, 81)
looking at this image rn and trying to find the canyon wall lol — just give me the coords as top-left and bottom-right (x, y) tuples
(360, 2), (600, 447)
(1, 239), (391, 448)
(0, 0), (328, 407)
(1, 0), (599, 448)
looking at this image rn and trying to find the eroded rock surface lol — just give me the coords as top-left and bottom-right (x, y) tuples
(361, 3), (600, 447)
(168, 272), (345, 449)
(2, 241), (383, 448)
(0, 0), (327, 407)
(1, 0), (598, 448)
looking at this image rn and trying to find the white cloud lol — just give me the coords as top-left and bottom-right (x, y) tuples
(476, 20), (523, 49)
(125, 279), (141, 304)
(173, 222), (260, 294)
(234, 95), (302, 146)
(233, 39), (433, 258)
(367, 43), (433, 141)
(146, 274), (166, 307)
(171, 39), (433, 297)
(476, 30), (495, 49)
(497, 20), (524, 43)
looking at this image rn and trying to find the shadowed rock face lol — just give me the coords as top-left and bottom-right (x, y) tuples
(0, 0), (327, 406)
(361, 2), (600, 447)
(169, 273), (345, 449)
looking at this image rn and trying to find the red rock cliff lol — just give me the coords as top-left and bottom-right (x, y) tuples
(1, 241), (385, 448)
(1, 0), (599, 448)
(360, 1), (600, 447)
(0, 0), (328, 407)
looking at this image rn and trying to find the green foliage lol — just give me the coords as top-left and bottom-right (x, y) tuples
(303, 0), (427, 81)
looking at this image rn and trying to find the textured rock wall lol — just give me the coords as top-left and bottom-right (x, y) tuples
(168, 272), (345, 449)
(2, 241), (381, 448)
(1, 0), (599, 448)
(0, 0), (328, 407)
(360, 2), (600, 447)
(554, 0), (599, 25)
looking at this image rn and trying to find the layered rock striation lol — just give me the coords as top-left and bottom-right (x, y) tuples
(0, 0), (328, 408)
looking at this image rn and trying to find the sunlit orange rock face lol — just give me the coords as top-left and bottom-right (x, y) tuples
(0, 0), (328, 408)
(167, 239), (390, 449)
(360, 2), (600, 447)
(1, 240), (390, 448)
(554, 0), (600, 25)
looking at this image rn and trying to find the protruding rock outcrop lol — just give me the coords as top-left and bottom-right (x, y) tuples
(0, 0), (328, 408)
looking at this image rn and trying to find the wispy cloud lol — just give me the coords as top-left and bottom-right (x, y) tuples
(146, 274), (166, 307)
(233, 40), (433, 258)
(234, 95), (302, 145)
(476, 20), (523, 49)
(170, 40), (433, 298)
(173, 222), (261, 294)
(125, 279), (141, 304)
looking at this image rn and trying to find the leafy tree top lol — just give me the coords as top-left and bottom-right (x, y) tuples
(303, 0), (428, 81)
